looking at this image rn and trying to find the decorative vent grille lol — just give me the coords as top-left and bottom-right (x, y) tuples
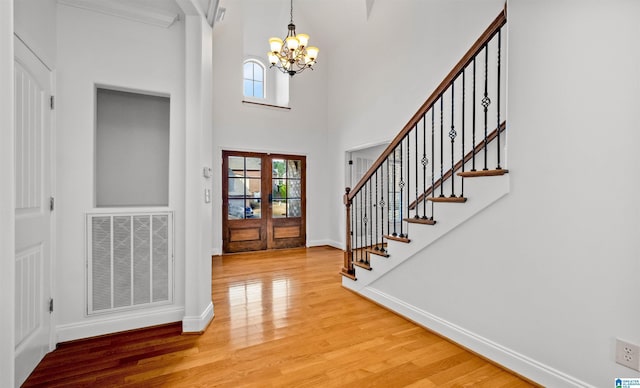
(86, 212), (173, 315)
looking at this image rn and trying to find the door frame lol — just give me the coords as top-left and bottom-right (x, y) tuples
(1, 5), (15, 385)
(221, 150), (306, 253)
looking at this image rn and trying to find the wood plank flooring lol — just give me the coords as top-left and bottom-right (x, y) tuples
(24, 246), (538, 387)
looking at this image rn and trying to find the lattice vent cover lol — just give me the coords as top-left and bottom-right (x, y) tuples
(87, 212), (173, 314)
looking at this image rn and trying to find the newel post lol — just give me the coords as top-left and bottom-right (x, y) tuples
(341, 187), (355, 277)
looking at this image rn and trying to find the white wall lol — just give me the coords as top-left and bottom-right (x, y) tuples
(183, 14), (215, 332)
(13, 0), (57, 68)
(242, 0), (290, 107)
(212, 0), (331, 252)
(343, 0), (640, 386)
(0, 2), (15, 386)
(55, 4), (187, 340)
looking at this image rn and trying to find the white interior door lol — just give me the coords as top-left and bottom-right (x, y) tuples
(14, 37), (53, 387)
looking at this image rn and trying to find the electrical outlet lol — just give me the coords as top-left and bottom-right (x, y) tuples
(616, 339), (640, 371)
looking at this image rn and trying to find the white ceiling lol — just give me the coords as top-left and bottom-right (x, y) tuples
(59, 0), (371, 47)
(127, 0), (184, 14)
(294, 0), (370, 46)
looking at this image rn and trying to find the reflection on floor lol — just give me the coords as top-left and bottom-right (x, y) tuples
(23, 246), (537, 387)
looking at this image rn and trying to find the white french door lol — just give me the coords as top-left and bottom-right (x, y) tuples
(14, 37), (54, 387)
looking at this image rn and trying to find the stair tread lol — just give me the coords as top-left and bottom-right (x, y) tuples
(365, 248), (390, 257)
(427, 196), (468, 203)
(458, 168), (508, 177)
(384, 234), (411, 243)
(404, 217), (436, 225)
(354, 261), (372, 271)
(340, 270), (356, 281)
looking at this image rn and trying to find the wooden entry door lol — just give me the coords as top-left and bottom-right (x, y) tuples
(222, 151), (306, 253)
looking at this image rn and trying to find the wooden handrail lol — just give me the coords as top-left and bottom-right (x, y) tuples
(347, 10), (507, 202)
(408, 121), (506, 210)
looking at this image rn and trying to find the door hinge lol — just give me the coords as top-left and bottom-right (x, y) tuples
(50, 95), (55, 110)
(49, 298), (54, 313)
(50, 196), (55, 211)
(348, 160), (353, 165)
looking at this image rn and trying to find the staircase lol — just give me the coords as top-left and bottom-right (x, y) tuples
(340, 9), (508, 287)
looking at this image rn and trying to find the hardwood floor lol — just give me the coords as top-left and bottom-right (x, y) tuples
(24, 246), (537, 387)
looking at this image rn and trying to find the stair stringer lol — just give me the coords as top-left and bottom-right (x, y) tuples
(342, 174), (510, 292)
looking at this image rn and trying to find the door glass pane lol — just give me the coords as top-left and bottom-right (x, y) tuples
(272, 199), (286, 218)
(227, 155), (262, 220)
(287, 199), (301, 217)
(249, 198), (261, 218)
(244, 199), (257, 218)
(288, 180), (301, 198)
(246, 157), (261, 176)
(246, 177), (261, 197)
(228, 199), (246, 219)
(270, 158), (302, 218)
(228, 156), (244, 176)
(272, 180), (286, 200)
(287, 160), (301, 178)
(272, 159), (286, 178)
(228, 177), (245, 196)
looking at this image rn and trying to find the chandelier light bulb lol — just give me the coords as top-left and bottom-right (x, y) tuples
(269, 37), (283, 53)
(296, 34), (309, 48)
(268, 52), (279, 65)
(306, 46), (319, 60)
(285, 36), (300, 51)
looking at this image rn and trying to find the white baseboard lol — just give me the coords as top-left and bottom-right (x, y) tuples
(211, 247), (222, 256)
(182, 301), (214, 333)
(308, 239), (343, 250)
(56, 306), (185, 343)
(361, 287), (595, 388)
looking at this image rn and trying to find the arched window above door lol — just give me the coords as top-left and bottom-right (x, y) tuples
(243, 59), (265, 99)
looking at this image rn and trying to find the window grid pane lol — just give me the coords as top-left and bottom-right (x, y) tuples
(243, 80), (253, 98)
(243, 61), (265, 99)
(254, 63), (264, 82)
(254, 82), (263, 99)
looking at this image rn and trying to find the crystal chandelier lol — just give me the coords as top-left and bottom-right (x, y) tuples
(267, 0), (319, 77)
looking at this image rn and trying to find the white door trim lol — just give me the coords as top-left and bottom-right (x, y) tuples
(0, 2), (16, 386)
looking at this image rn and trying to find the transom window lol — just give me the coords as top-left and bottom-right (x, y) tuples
(243, 60), (265, 99)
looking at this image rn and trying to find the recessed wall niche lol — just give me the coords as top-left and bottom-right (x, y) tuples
(95, 88), (170, 207)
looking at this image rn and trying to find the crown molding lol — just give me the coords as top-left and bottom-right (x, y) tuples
(58, 0), (179, 28)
